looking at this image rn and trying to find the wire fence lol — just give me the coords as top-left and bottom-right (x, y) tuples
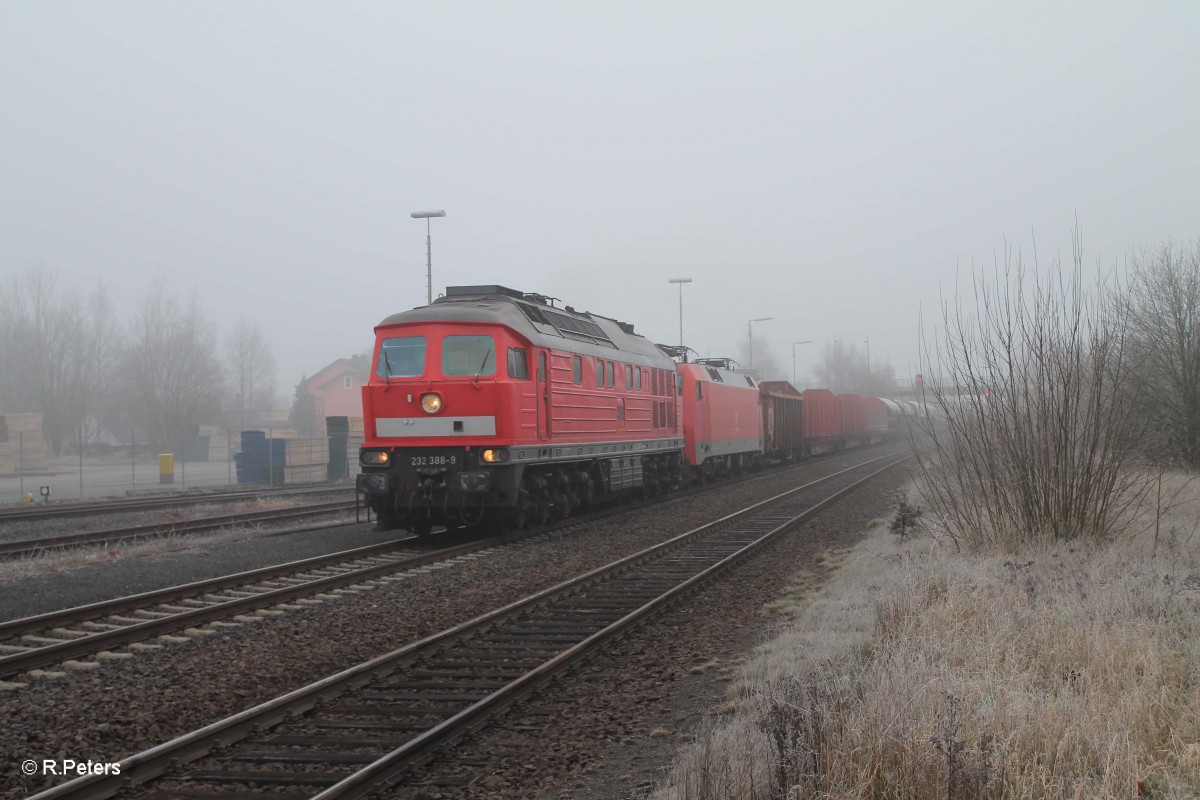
(0, 426), (361, 506)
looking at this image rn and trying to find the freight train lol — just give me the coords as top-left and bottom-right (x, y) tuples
(356, 285), (904, 534)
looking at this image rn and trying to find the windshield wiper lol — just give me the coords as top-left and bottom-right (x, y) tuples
(472, 348), (493, 384)
(381, 349), (395, 390)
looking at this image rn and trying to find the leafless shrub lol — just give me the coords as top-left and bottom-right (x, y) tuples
(914, 230), (1155, 549)
(930, 692), (999, 800)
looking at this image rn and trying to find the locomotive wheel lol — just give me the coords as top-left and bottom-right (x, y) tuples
(554, 491), (571, 520)
(512, 495), (533, 530)
(411, 519), (434, 537)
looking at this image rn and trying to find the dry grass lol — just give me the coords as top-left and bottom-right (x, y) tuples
(0, 524), (270, 583)
(0, 498), (355, 584)
(655, 476), (1200, 800)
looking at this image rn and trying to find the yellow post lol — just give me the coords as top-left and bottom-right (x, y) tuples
(158, 453), (175, 484)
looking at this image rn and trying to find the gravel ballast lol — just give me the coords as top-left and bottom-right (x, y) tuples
(1, 450), (908, 799)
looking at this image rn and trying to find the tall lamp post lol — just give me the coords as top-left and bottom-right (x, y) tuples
(668, 278), (693, 348)
(410, 210), (446, 305)
(833, 336), (840, 392)
(747, 317), (773, 372)
(791, 340), (812, 386)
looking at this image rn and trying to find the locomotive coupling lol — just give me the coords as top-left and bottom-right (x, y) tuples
(458, 471), (492, 493)
(357, 473), (391, 495)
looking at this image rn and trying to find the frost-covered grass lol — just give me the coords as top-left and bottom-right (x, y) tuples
(656, 476), (1200, 800)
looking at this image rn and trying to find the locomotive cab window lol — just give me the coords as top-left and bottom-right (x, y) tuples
(442, 335), (496, 377)
(507, 348), (529, 380)
(377, 336), (426, 378)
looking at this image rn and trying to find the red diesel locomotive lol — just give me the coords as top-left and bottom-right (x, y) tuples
(356, 286), (685, 533)
(357, 285), (904, 534)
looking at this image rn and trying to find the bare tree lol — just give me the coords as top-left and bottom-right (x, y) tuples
(71, 284), (123, 446)
(914, 232), (1154, 549)
(813, 340), (896, 395)
(225, 318), (276, 430)
(0, 269), (120, 454)
(1123, 240), (1200, 467)
(118, 280), (224, 451)
(736, 335), (787, 381)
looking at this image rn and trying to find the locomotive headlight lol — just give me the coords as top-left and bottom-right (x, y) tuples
(361, 449), (390, 466)
(420, 393), (443, 414)
(481, 448), (510, 463)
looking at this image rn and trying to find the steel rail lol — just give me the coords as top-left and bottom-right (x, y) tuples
(317, 455), (906, 798)
(0, 501), (358, 560)
(0, 446), (798, 676)
(0, 537), (414, 640)
(0, 484), (354, 523)
(20, 452), (905, 800)
(0, 525), (553, 679)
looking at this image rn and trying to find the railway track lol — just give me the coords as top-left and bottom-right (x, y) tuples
(1, 450), (877, 681)
(0, 501), (361, 560)
(0, 532), (492, 681)
(0, 484), (354, 524)
(23, 453), (904, 800)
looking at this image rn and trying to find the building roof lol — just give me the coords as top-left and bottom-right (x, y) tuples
(306, 355), (370, 392)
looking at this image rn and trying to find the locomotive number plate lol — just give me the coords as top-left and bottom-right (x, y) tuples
(409, 453), (458, 468)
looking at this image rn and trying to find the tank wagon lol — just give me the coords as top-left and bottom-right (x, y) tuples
(356, 286), (684, 533)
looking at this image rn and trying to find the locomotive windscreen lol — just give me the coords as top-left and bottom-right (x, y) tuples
(442, 335), (496, 377)
(378, 337), (426, 378)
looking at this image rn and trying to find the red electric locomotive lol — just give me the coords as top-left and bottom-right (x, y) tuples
(357, 286), (685, 533)
(677, 358), (765, 481)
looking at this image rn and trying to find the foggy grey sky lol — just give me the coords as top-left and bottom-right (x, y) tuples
(3, 1), (1198, 396)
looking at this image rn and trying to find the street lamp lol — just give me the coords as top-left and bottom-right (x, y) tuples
(791, 340), (812, 386)
(747, 317), (773, 372)
(410, 210), (447, 305)
(863, 335), (871, 392)
(833, 336), (841, 392)
(668, 278), (693, 347)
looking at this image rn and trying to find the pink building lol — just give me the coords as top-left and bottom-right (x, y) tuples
(304, 356), (369, 435)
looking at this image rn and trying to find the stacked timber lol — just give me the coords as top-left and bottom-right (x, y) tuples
(234, 431), (329, 485)
(207, 429), (234, 462)
(0, 413), (47, 474)
(282, 437), (329, 484)
(326, 416), (364, 480)
(176, 424), (236, 462)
